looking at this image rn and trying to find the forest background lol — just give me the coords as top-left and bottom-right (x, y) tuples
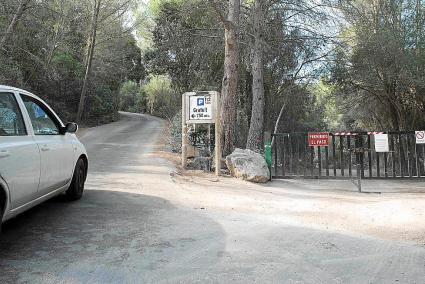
(2, 0), (425, 154)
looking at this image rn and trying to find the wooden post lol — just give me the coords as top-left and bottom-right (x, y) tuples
(215, 92), (221, 176)
(182, 93), (188, 169)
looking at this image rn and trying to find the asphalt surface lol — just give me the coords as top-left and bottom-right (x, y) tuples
(1, 112), (425, 283)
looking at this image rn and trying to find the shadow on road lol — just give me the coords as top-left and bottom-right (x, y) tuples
(268, 179), (425, 194)
(2, 189), (425, 283)
(0, 190), (226, 283)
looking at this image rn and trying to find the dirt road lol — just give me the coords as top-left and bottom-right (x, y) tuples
(1, 112), (425, 283)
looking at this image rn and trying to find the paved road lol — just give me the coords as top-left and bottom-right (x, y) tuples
(1, 112), (425, 283)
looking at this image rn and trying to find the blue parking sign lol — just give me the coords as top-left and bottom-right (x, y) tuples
(197, 98), (205, 106)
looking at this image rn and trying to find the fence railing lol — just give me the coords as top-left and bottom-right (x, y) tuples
(272, 131), (425, 179)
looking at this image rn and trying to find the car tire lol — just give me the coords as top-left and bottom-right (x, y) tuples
(66, 158), (86, 201)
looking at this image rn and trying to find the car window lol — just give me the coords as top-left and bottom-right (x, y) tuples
(21, 95), (60, 135)
(0, 92), (27, 136)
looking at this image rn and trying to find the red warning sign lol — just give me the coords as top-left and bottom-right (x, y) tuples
(308, 132), (330, 147)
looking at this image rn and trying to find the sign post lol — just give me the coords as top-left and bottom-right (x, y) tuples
(182, 91), (221, 176)
(181, 94), (188, 169)
(215, 93), (221, 176)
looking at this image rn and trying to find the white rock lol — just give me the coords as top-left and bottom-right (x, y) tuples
(225, 148), (270, 183)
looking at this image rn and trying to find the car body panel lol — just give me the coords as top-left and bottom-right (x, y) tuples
(0, 85), (88, 223)
(4, 183), (71, 222)
(0, 136), (40, 209)
(33, 134), (75, 197)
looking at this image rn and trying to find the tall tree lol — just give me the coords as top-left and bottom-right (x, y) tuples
(209, 0), (241, 156)
(0, 0), (141, 124)
(77, 0), (102, 123)
(144, 0), (334, 144)
(0, 0), (31, 50)
(332, 0), (425, 130)
(246, 0), (265, 153)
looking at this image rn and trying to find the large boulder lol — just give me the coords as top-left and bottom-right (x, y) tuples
(225, 148), (270, 183)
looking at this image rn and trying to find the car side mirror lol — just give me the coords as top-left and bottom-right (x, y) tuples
(63, 122), (78, 134)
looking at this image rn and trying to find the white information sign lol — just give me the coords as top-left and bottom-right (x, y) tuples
(185, 92), (216, 124)
(374, 134), (389, 152)
(416, 131), (425, 144)
(182, 91), (221, 176)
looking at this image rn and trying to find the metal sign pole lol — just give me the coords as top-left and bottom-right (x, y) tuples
(349, 138), (362, 193)
(182, 91), (220, 175)
(354, 136), (362, 192)
(215, 92), (221, 176)
(182, 93), (188, 169)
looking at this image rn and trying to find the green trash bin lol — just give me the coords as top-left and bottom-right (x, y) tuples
(264, 141), (272, 179)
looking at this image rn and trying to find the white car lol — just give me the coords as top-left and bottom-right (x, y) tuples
(0, 85), (88, 228)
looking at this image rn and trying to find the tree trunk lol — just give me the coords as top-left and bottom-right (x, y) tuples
(271, 101), (286, 148)
(389, 101), (401, 131)
(0, 0), (31, 50)
(246, 0), (265, 153)
(220, 0), (240, 156)
(76, 0), (101, 123)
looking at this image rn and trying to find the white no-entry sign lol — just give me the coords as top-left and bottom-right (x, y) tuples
(416, 131), (425, 144)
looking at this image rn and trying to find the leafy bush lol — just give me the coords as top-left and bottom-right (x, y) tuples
(86, 85), (119, 125)
(119, 81), (146, 113)
(143, 75), (180, 120)
(170, 112), (182, 153)
(0, 57), (24, 86)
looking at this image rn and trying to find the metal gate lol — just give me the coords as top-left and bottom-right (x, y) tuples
(272, 131), (425, 179)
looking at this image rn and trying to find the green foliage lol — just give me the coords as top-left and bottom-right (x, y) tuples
(119, 81), (146, 113)
(0, 56), (24, 86)
(51, 52), (85, 79)
(148, 0), (186, 16)
(7, 0), (418, 135)
(88, 85), (119, 124)
(143, 0), (223, 93)
(331, 0), (425, 131)
(143, 75), (179, 120)
(140, 0), (331, 146)
(170, 112), (182, 152)
(311, 81), (343, 131)
(276, 85), (327, 132)
(0, 0), (143, 125)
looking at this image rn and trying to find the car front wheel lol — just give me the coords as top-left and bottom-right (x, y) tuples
(66, 158), (86, 201)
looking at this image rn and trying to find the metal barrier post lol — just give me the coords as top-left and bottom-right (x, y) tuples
(356, 150), (362, 193)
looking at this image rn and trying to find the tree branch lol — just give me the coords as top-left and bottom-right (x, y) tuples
(208, 0), (231, 30)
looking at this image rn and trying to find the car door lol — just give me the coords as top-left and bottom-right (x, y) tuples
(20, 94), (74, 196)
(0, 92), (41, 209)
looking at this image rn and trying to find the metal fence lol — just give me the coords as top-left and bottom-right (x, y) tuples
(272, 131), (425, 179)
